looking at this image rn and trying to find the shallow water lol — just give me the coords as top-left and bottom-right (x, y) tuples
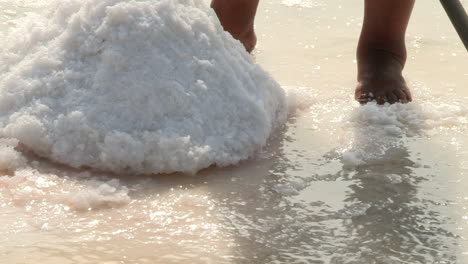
(1, 0), (468, 263)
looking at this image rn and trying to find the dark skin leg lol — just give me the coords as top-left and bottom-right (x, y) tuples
(210, 0), (259, 52)
(356, 0), (415, 104)
(211, 0), (415, 104)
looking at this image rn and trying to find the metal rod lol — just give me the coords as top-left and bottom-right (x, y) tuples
(440, 0), (468, 51)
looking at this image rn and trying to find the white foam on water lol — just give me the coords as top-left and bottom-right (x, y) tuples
(0, 0), (287, 175)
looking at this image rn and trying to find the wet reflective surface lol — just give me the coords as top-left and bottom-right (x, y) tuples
(1, 0), (468, 263)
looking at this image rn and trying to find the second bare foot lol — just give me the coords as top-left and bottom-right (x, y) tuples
(355, 50), (412, 105)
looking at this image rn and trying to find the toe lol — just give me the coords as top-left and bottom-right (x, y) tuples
(399, 81), (412, 102)
(394, 90), (409, 103)
(357, 93), (371, 104)
(403, 89), (413, 102)
(355, 83), (371, 104)
(355, 84), (363, 99)
(387, 92), (398, 104)
(376, 94), (387, 105)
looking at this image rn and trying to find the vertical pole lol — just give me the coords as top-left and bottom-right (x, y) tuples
(440, 0), (468, 51)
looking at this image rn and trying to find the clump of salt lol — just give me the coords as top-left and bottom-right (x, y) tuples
(68, 178), (130, 210)
(0, 0), (287, 174)
(335, 203), (371, 219)
(340, 102), (425, 168)
(0, 138), (26, 173)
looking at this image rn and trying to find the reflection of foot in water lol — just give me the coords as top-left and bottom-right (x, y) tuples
(211, 0), (416, 105)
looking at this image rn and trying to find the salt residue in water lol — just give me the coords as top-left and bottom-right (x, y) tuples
(0, 138), (26, 173)
(0, 0), (287, 174)
(341, 102), (424, 167)
(283, 85), (320, 115)
(335, 203), (371, 219)
(0, 167), (131, 211)
(275, 176), (312, 196)
(281, 0), (325, 8)
(341, 96), (468, 167)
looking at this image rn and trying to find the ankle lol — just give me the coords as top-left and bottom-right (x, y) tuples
(357, 48), (406, 81)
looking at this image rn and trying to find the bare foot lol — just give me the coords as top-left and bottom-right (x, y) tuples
(355, 50), (412, 105)
(211, 0), (258, 52)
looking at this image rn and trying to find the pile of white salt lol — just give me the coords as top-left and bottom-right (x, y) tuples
(0, 0), (287, 174)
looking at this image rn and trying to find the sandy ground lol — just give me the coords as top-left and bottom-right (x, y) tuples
(1, 0), (467, 263)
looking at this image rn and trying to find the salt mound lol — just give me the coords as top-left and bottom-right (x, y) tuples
(0, 0), (287, 174)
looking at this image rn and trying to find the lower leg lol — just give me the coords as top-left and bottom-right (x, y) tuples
(356, 0), (415, 104)
(211, 0), (259, 52)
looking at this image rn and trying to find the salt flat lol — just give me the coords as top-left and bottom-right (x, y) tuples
(0, 0), (467, 263)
